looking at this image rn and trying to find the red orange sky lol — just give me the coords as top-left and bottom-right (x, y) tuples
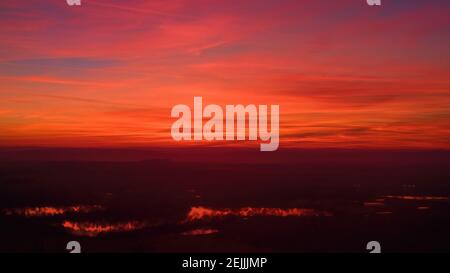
(0, 0), (449, 149)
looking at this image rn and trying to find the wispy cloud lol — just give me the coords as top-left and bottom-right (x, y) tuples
(0, 0), (449, 148)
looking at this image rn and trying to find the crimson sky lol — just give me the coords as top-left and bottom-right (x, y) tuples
(0, 0), (449, 149)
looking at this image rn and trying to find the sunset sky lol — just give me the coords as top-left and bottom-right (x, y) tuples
(0, 0), (449, 149)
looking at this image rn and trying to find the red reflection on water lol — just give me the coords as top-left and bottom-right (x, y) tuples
(62, 220), (146, 237)
(364, 202), (385, 207)
(185, 206), (332, 222)
(3, 205), (103, 217)
(384, 195), (450, 201)
(181, 228), (219, 236)
(376, 211), (393, 215)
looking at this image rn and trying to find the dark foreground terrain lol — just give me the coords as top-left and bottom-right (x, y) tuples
(0, 148), (449, 252)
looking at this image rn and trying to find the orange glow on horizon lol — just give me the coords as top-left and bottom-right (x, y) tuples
(383, 195), (450, 201)
(185, 206), (332, 222)
(3, 205), (104, 217)
(62, 220), (147, 237)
